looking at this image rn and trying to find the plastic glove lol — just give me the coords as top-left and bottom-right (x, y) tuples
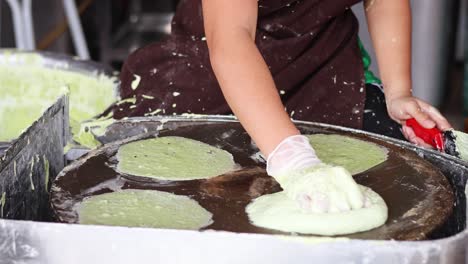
(266, 135), (322, 176)
(266, 135), (365, 213)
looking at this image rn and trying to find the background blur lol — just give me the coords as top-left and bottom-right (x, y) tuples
(0, 0), (466, 129)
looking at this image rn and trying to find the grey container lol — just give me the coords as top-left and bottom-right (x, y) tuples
(0, 49), (118, 155)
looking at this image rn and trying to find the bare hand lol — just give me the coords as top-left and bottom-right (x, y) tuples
(386, 96), (452, 148)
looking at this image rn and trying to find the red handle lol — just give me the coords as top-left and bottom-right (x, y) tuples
(406, 118), (444, 151)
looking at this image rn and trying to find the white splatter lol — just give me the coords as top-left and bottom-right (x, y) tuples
(144, 109), (162, 116)
(131, 74), (141, 90)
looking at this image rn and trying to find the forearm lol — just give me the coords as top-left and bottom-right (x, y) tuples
(365, 0), (412, 101)
(207, 30), (299, 156)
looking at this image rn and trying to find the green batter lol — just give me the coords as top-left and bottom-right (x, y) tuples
(0, 55), (116, 142)
(246, 185), (387, 236)
(78, 189), (213, 230)
(116, 136), (236, 181)
(73, 117), (115, 148)
(453, 130), (468, 161)
(307, 134), (388, 174)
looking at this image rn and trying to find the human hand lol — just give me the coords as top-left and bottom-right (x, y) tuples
(266, 135), (365, 213)
(386, 95), (452, 148)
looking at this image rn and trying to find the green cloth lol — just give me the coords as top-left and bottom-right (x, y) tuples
(359, 39), (382, 85)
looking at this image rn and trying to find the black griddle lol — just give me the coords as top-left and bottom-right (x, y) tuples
(50, 121), (455, 240)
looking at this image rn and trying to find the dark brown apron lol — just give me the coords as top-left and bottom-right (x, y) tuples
(113, 0), (366, 129)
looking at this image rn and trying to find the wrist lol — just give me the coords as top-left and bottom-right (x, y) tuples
(385, 91), (412, 104)
(261, 128), (300, 158)
(383, 79), (412, 102)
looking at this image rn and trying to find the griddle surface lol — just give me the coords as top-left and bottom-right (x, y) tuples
(51, 122), (454, 240)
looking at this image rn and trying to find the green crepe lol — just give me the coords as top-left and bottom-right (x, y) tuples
(116, 136), (236, 181)
(307, 134), (388, 174)
(0, 54), (116, 142)
(78, 189), (213, 230)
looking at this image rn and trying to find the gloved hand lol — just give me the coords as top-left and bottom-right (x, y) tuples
(266, 135), (322, 175)
(266, 135), (366, 213)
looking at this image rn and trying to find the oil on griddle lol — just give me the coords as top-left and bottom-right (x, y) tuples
(50, 122), (454, 240)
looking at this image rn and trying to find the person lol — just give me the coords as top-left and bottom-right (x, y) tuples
(111, 0), (452, 213)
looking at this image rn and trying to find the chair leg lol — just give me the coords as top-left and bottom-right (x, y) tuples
(62, 0), (90, 59)
(22, 0), (35, 49)
(5, 0), (26, 49)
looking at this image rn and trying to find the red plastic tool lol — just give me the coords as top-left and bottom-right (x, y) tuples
(405, 118), (444, 152)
